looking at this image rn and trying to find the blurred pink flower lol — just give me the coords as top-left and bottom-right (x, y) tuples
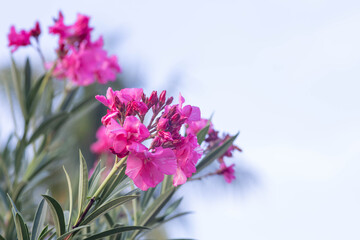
(7, 26), (31, 52)
(30, 21), (41, 40)
(218, 163), (236, 183)
(126, 144), (177, 191)
(49, 12), (92, 46)
(52, 37), (121, 85)
(90, 126), (113, 155)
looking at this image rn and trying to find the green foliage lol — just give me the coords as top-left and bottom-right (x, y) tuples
(42, 195), (66, 236)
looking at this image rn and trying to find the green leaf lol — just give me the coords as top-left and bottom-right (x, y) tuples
(38, 226), (54, 240)
(11, 57), (26, 118)
(163, 197), (183, 218)
(195, 133), (239, 174)
(139, 188), (175, 226)
(88, 160), (101, 190)
(81, 196), (137, 226)
(56, 225), (90, 240)
(196, 122), (210, 145)
(26, 74), (44, 117)
(24, 58), (31, 99)
(97, 167), (127, 206)
(69, 96), (95, 114)
(0, 234), (5, 240)
(7, 194), (30, 240)
(63, 167), (73, 231)
(76, 150), (88, 222)
(157, 211), (192, 225)
(16, 213), (30, 240)
(140, 187), (156, 210)
(31, 199), (47, 240)
(28, 113), (69, 143)
(59, 88), (79, 111)
(84, 226), (149, 240)
(42, 195), (66, 236)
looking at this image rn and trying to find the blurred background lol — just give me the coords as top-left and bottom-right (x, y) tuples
(1, 0), (360, 239)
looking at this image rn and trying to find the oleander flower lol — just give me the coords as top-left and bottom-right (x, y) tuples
(51, 37), (121, 85)
(8, 26), (31, 52)
(218, 163), (236, 183)
(173, 134), (203, 186)
(126, 144), (177, 191)
(106, 116), (149, 158)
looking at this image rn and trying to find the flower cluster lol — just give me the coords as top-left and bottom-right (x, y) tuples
(7, 22), (41, 52)
(94, 87), (203, 190)
(49, 12), (121, 86)
(187, 118), (241, 183)
(7, 12), (121, 86)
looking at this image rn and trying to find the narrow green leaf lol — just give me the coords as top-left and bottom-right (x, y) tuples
(11, 57), (26, 118)
(195, 133), (239, 174)
(63, 167), (73, 231)
(24, 58), (31, 99)
(70, 96), (94, 114)
(88, 160), (101, 189)
(97, 167), (126, 206)
(26, 74), (44, 117)
(196, 123), (210, 145)
(31, 199), (47, 240)
(28, 113), (69, 143)
(163, 197), (183, 218)
(76, 150), (88, 222)
(84, 226), (149, 240)
(0, 234), (5, 240)
(42, 195), (66, 236)
(59, 88), (79, 111)
(16, 213), (30, 240)
(138, 188), (175, 226)
(81, 196), (137, 226)
(7, 194), (22, 239)
(140, 187), (156, 210)
(38, 226), (54, 240)
(104, 213), (114, 228)
(56, 225), (90, 240)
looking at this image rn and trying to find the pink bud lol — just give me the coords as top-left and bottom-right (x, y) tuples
(148, 91), (158, 107)
(30, 21), (41, 39)
(159, 90), (166, 104)
(166, 96), (174, 105)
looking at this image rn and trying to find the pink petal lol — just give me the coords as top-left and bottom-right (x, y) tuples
(173, 168), (187, 186)
(150, 148), (177, 175)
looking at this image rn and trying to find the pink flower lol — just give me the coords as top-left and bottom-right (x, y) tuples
(126, 144), (177, 191)
(173, 134), (203, 186)
(49, 12), (92, 46)
(30, 21), (41, 40)
(218, 163), (236, 183)
(186, 118), (212, 136)
(177, 93), (201, 123)
(52, 37), (121, 86)
(96, 88), (148, 121)
(7, 26), (31, 52)
(90, 126), (113, 155)
(106, 116), (149, 158)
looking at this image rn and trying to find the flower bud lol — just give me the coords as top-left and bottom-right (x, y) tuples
(159, 90), (166, 104)
(148, 90), (158, 107)
(166, 96), (174, 105)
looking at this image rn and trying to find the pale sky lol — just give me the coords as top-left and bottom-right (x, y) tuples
(1, 1), (360, 239)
